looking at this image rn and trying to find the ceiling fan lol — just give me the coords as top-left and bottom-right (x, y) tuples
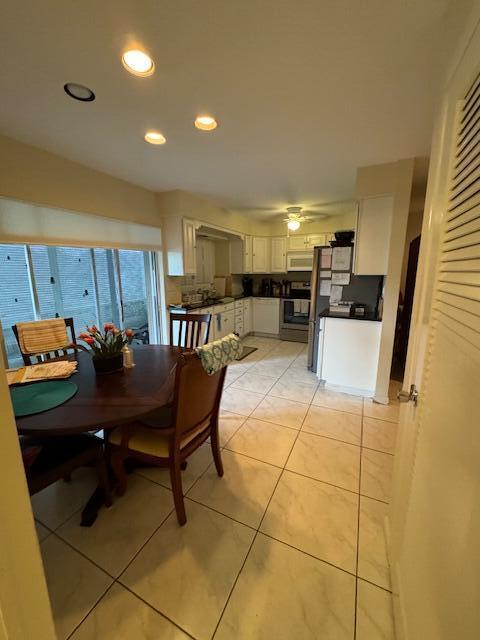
(282, 206), (327, 231)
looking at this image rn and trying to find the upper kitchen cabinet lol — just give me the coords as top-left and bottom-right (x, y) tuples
(244, 235), (253, 273)
(287, 233), (334, 252)
(164, 217), (198, 276)
(354, 195), (393, 275)
(252, 236), (271, 273)
(271, 236), (287, 272)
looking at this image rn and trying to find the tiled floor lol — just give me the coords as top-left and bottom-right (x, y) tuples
(33, 338), (398, 639)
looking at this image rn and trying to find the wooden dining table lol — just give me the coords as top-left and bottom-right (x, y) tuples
(15, 344), (183, 524)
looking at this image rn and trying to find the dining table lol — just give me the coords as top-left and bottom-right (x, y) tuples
(15, 344), (183, 524)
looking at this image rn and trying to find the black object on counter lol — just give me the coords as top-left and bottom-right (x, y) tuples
(260, 278), (273, 296)
(242, 276), (253, 296)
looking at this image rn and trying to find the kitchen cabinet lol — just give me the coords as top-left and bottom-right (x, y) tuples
(253, 297), (280, 334)
(243, 298), (252, 335)
(354, 195), (393, 275)
(243, 235), (253, 273)
(318, 317), (381, 395)
(252, 237), (270, 273)
(164, 217), (197, 276)
(287, 233), (334, 252)
(271, 237), (287, 272)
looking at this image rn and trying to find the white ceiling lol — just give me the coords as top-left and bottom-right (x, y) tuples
(0, 1), (472, 216)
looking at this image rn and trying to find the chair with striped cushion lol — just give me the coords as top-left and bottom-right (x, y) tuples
(12, 317), (78, 365)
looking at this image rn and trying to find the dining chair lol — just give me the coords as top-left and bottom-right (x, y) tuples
(12, 317), (78, 365)
(108, 349), (226, 525)
(169, 312), (211, 348)
(21, 433), (112, 514)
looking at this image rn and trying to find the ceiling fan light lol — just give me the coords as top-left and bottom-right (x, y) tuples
(287, 219), (301, 231)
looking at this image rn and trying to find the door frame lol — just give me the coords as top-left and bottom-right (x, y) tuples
(388, 11), (480, 640)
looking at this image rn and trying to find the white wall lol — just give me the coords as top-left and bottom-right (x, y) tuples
(356, 159), (415, 403)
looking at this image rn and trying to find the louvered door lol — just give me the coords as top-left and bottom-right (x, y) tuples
(389, 70), (480, 639)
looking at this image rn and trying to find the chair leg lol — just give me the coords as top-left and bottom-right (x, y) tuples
(210, 421), (224, 477)
(95, 455), (112, 507)
(169, 457), (187, 526)
(110, 450), (128, 496)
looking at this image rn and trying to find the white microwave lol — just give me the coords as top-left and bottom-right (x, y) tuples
(287, 252), (313, 271)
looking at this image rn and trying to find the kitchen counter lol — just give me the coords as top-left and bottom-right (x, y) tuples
(169, 294), (287, 312)
(319, 309), (381, 322)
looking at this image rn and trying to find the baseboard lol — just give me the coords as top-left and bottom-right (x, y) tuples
(391, 561), (408, 640)
(373, 394), (390, 405)
(324, 382), (374, 398)
(251, 332), (280, 338)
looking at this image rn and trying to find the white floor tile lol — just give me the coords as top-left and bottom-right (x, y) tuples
(226, 417), (298, 467)
(261, 470), (358, 572)
(41, 535), (112, 640)
(356, 579), (395, 640)
(121, 500), (254, 640)
(220, 387), (264, 416)
(279, 366), (320, 385)
(269, 378), (318, 404)
(363, 416), (398, 454)
(57, 474), (173, 577)
(312, 388), (363, 415)
(230, 371), (277, 394)
(188, 449), (281, 528)
(358, 497), (391, 590)
(35, 520), (51, 542)
(251, 394), (309, 429)
(218, 411), (247, 446)
(215, 534), (356, 640)
(32, 466), (98, 530)
(71, 582), (189, 640)
(361, 449), (394, 503)
(136, 443), (214, 491)
(364, 399), (400, 423)
(286, 432), (360, 492)
(302, 405), (362, 445)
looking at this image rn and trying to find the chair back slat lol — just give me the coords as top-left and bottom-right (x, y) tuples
(171, 350), (226, 442)
(12, 317), (78, 365)
(169, 312), (212, 349)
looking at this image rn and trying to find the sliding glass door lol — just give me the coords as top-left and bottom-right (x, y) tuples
(0, 243), (162, 367)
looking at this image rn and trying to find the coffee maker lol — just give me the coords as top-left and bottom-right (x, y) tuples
(260, 278), (273, 296)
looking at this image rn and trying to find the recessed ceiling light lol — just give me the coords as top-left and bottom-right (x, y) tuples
(194, 115), (218, 131)
(144, 131), (166, 145)
(64, 83), (95, 102)
(122, 50), (155, 76)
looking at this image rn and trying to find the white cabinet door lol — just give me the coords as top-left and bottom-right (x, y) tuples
(287, 235), (308, 251)
(306, 233), (327, 248)
(253, 298), (280, 334)
(243, 235), (253, 273)
(252, 237), (270, 273)
(354, 195), (393, 275)
(222, 310), (235, 337)
(183, 219), (197, 275)
(243, 298), (252, 335)
(271, 237), (287, 273)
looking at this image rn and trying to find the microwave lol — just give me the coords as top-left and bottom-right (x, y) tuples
(287, 252), (314, 271)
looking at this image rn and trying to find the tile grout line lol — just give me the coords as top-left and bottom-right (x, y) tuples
(210, 372), (313, 639)
(353, 396), (365, 640)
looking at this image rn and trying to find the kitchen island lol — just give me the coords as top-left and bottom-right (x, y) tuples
(316, 312), (382, 397)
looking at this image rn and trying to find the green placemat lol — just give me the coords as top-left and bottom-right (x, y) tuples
(11, 380), (78, 417)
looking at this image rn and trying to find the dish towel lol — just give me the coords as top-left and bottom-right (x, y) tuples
(293, 300), (301, 315)
(195, 333), (243, 375)
(300, 300), (310, 315)
(16, 318), (70, 355)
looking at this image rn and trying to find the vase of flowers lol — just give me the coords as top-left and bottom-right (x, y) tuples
(79, 323), (134, 375)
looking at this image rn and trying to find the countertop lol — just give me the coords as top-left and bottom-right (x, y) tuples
(169, 294), (286, 311)
(319, 309), (381, 322)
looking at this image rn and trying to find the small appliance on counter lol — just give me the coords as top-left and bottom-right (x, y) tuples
(242, 276), (253, 296)
(281, 280), (291, 297)
(329, 301), (353, 315)
(329, 230), (355, 247)
(260, 278), (273, 296)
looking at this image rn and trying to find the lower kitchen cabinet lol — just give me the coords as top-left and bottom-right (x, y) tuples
(318, 317), (381, 395)
(252, 298), (280, 335)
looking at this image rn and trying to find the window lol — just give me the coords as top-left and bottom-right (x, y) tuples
(0, 243), (161, 367)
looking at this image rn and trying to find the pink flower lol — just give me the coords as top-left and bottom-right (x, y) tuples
(125, 328), (134, 338)
(84, 337), (95, 345)
(79, 332), (90, 340)
(104, 322), (115, 332)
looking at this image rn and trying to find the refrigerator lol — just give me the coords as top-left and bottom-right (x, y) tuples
(307, 244), (383, 372)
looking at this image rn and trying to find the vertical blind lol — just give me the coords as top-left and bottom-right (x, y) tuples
(436, 72), (480, 351)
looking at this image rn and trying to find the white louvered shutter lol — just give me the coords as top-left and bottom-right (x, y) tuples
(437, 74), (480, 350)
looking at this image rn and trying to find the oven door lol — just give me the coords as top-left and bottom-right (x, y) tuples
(287, 252), (314, 271)
(280, 299), (310, 331)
